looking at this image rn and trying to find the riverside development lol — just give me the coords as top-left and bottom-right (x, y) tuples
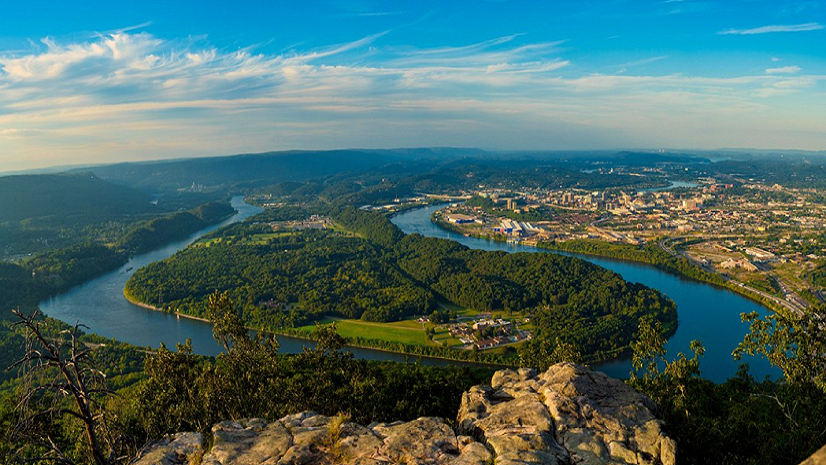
(427, 180), (826, 317)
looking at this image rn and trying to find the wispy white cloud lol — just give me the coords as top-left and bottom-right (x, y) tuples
(615, 55), (668, 73)
(766, 65), (801, 74)
(753, 77), (816, 97)
(718, 22), (824, 35)
(0, 30), (825, 170)
(105, 21), (154, 34)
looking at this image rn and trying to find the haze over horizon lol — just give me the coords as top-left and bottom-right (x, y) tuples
(1, 0), (825, 171)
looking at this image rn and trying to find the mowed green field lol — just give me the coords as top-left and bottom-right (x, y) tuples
(432, 328), (465, 348)
(296, 317), (436, 347)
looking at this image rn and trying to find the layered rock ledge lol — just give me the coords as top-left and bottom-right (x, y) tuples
(132, 363), (676, 465)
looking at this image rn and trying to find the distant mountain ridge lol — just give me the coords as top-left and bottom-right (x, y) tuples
(70, 148), (489, 192)
(0, 172), (154, 223)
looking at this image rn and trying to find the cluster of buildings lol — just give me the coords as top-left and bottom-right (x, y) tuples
(444, 213), (483, 224)
(444, 181), (826, 253)
(446, 318), (532, 350)
(494, 219), (543, 237)
(269, 215), (330, 231)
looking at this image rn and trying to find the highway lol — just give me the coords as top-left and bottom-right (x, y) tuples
(657, 236), (806, 317)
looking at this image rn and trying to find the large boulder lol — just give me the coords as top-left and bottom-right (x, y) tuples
(135, 413), (490, 465)
(131, 432), (204, 465)
(457, 363), (676, 465)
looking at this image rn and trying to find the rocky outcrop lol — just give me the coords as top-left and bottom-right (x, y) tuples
(132, 432), (204, 465)
(133, 414), (490, 465)
(132, 363), (676, 465)
(457, 364), (676, 465)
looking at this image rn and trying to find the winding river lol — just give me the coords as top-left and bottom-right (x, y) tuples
(40, 197), (449, 366)
(390, 204), (777, 382)
(40, 198), (778, 381)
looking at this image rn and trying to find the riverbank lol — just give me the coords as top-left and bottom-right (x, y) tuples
(123, 291), (213, 323)
(431, 217), (786, 317)
(392, 203), (778, 381)
(123, 290), (514, 368)
(536, 240), (788, 315)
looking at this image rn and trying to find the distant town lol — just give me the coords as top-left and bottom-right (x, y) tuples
(332, 176), (826, 320)
(418, 179), (826, 316)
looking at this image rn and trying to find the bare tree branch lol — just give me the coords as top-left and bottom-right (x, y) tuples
(8, 309), (116, 465)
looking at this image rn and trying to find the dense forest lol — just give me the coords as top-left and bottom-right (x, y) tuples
(538, 239), (727, 285)
(116, 202), (236, 254)
(126, 231), (435, 326)
(126, 208), (676, 363)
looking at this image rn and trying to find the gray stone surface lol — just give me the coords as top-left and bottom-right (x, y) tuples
(458, 363), (676, 465)
(133, 363), (677, 465)
(131, 432), (204, 465)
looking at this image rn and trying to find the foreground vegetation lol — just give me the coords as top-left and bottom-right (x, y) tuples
(0, 295), (494, 463)
(628, 308), (826, 465)
(2, 292), (824, 465)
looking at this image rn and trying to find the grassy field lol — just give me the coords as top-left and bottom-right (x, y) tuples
(296, 316), (436, 347)
(431, 327), (466, 348)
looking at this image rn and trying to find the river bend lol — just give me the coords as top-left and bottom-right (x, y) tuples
(40, 199), (777, 380)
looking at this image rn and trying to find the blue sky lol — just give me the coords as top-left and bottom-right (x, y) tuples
(1, 0), (824, 170)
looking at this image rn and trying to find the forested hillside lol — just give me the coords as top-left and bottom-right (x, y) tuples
(0, 173), (228, 258)
(77, 149), (459, 192)
(0, 173), (153, 223)
(0, 200), (236, 384)
(126, 209), (676, 362)
(117, 202), (236, 254)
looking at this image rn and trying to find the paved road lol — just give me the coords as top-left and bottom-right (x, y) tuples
(657, 236), (806, 316)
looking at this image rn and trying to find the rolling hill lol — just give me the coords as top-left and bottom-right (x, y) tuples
(74, 148), (483, 192)
(0, 173), (155, 223)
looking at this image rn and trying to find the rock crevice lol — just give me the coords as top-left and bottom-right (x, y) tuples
(132, 363), (676, 465)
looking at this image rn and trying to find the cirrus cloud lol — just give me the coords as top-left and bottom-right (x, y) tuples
(718, 22), (824, 35)
(0, 30), (825, 171)
(765, 66), (801, 74)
